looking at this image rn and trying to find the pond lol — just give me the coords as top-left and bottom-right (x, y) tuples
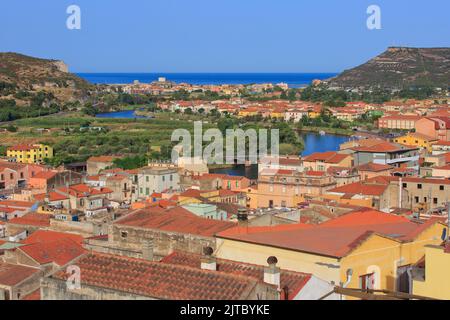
(95, 110), (149, 119)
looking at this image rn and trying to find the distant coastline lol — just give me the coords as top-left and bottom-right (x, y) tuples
(76, 73), (338, 87)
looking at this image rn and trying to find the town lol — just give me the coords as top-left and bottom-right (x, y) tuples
(0, 75), (449, 301)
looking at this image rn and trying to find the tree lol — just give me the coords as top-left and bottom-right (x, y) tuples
(218, 117), (236, 135)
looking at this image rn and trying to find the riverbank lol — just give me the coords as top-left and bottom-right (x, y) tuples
(208, 163), (234, 170)
(298, 126), (354, 136)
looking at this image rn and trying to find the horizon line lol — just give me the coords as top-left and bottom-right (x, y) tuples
(74, 71), (340, 74)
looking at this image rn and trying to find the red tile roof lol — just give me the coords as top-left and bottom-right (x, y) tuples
(19, 238), (85, 266)
(56, 184), (113, 198)
(0, 263), (40, 286)
(31, 171), (57, 180)
(353, 142), (417, 153)
(0, 200), (35, 208)
(161, 251), (312, 300)
(53, 253), (260, 300)
(356, 162), (394, 172)
(34, 192), (69, 202)
(8, 213), (50, 227)
(22, 289), (41, 300)
(303, 152), (350, 164)
(7, 144), (39, 152)
(217, 210), (441, 258)
(179, 189), (203, 198)
(22, 230), (84, 245)
(305, 171), (327, 177)
(327, 181), (389, 196)
(115, 206), (236, 237)
(435, 140), (450, 146)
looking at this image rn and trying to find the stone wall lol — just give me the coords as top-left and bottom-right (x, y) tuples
(41, 278), (152, 300)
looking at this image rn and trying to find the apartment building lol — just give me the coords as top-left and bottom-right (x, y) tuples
(136, 167), (180, 199)
(395, 177), (449, 211)
(6, 144), (53, 164)
(416, 117), (450, 142)
(377, 115), (421, 130)
(248, 169), (336, 209)
(353, 142), (420, 170)
(393, 132), (439, 152)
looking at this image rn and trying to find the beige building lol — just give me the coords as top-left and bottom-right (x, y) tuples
(248, 169), (336, 209)
(87, 156), (119, 175)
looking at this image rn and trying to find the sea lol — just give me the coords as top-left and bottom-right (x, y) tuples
(77, 73), (337, 88)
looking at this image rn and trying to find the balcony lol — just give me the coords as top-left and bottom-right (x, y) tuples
(386, 155), (419, 165)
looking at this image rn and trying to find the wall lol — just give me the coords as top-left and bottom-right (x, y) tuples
(215, 237), (341, 284)
(413, 245), (450, 299)
(41, 278), (153, 300)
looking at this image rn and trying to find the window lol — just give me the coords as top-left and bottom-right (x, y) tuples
(440, 185), (444, 191)
(146, 188), (150, 195)
(417, 184), (422, 189)
(120, 231), (128, 239)
(20, 172), (24, 179)
(424, 197), (427, 203)
(402, 183), (407, 188)
(415, 196), (419, 203)
(162, 176), (165, 182)
(433, 198), (438, 204)
(170, 175), (173, 182)
(10, 173), (13, 179)
(146, 176), (149, 182)
(360, 273), (375, 290)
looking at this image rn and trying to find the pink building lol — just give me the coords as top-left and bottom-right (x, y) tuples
(416, 117), (450, 142)
(0, 161), (47, 191)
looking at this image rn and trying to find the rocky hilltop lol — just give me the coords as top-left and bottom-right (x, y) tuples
(328, 47), (450, 90)
(0, 52), (91, 103)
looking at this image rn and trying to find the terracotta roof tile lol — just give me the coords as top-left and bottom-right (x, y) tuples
(53, 253), (259, 300)
(327, 181), (389, 196)
(22, 289), (41, 300)
(217, 210), (439, 258)
(22, 230), (84, 245)
(161, 251), (312, 299)
(9, 213), (50, 227)
(0, 263), (40, 286)
(19, 238), (85, 266)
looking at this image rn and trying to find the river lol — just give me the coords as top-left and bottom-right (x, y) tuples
(210, 132), (350, 179)
(95, 111), (350, 179)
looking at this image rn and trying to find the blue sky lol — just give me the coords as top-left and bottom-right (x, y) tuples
(0, 0), (449, 73)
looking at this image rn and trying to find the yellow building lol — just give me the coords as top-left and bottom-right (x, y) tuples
(393, 132), (438, 152)
(270, 110), (285, 119)
(413, 243), (450, 300)
(238, 108), (259, 118)
(7, 144), (54, 164)
(215, 210), (446, 299)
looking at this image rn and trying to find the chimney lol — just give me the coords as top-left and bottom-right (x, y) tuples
(264, 256), (281, 288)
(237, 208), (248, 228)
(200, 246), (217, 271)
(141, 238), (154, 261)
